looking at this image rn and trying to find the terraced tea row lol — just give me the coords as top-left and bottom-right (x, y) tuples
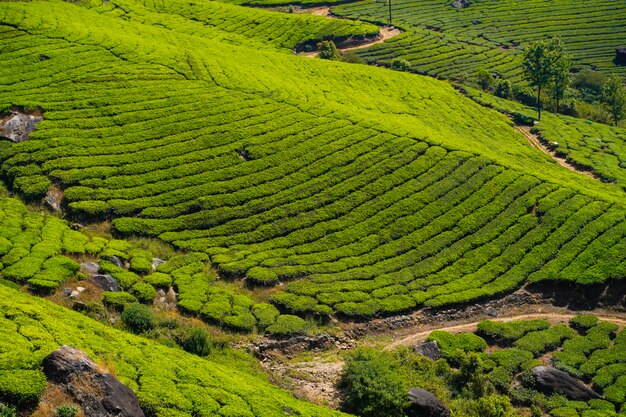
(1, 0), (625, 319)
(333, 0), (626, 82)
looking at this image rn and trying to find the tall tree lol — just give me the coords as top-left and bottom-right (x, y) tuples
(549, 38), (572, 112)
(602, 76), (626, 126)
(523, 40), (553, 120)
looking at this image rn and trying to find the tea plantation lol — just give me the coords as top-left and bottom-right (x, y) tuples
(1, 0), (626, 319)
(0, 284), (348, 417)
(333, 0), (626, 82)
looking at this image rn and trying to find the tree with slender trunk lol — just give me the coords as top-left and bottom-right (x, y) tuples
(602, 76), (626, 126)
(549, 38), (572, 113)
(523, 40), (554, 120)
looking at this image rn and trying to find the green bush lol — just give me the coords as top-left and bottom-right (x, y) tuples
(55, 404), (78, 417)
(426, 331), (487, 365)
(339, 348), (406, 417)
(390, 58), (411, 72)
(513, 325), (575, 356)
(266, 315), (307, 337)
(245, 267), (278, 286)
(0, 403), (16, 417)
(477, 320), (550, 344)
(103, 291), (138, 309)
(0, 370), (46, 407)
(570, 315), (599, 331)
(144, 272), (172, 288)
(122, 303), (156, 333)
(131, 282), (157, 304)
(180, 327), (212, 357)
(252, 303), (279, 329)
(476, 394), (514, 417)
(318, 40), (340, 60)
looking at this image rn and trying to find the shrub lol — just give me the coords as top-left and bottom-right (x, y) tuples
(495, 79), (512, 99)
(318, 40), (340, 60)
(0, 403), (16, 417)
(339, 348), (406, 417)
(426, 331), (487, 365)
(390, 58), (410, 72)
(103, 291), (137, 309)
(245, 267), (278, 286)
(570, 315), (599, 331)
(266, 315), (307, 337)
(477, 320), (550, 344)
(131, 282), (157, 304)
(144, 272), (172, 289)
(513, 325), (574, 356)
(477, 68), (494, 91)
(121, 303), (156, 333)
(0, 370), (47, 407)
(180, 327), (212, 357)
(55, 405), (78, 417)
(251, 303), (279, 329)
(476, 394), (514, 417)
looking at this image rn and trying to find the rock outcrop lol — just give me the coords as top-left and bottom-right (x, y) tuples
(451, 0), (470, 9)
(91, 274), (121, 292)
(413, 341), (441, 360)
(0, 111), (43, 142)
(407, 388), (451, 417)
(42, 346), (145, 417)
(532, 366), (600, 400)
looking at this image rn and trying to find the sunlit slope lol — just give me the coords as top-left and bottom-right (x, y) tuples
(0, 284), (349, 417)
(334, 0), (626, 82)
(77, 0), (379, 51)
(1, 1), (626, 316)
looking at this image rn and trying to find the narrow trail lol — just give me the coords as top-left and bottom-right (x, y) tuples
(514, 125), (601, 181)
(387, 312), (626, 350)
(295, 5), (402, 57)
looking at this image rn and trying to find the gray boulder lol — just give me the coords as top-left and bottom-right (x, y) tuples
(44, 188), (63, 212)
(152, 258), (166, 271)
(451, 0), (469, 8)
(108, 256), (124, 268)
(92, 274), (121, 292)
(0, 111), (43, 143)
(42, 346), (145, 417)
(413, 341), (441, 360)
(616, 48), (626, 66)
(407, 388), (451, 417)
(80, 262), (100, 276)
(532, 366), (600, 400)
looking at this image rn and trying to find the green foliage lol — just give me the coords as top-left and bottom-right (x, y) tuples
(0, 403), (16, 417)
(427, 331), (487, 364)
(495, 79), (512, 99)
(390, 58), (411, 72)
(144, 272), (172, 288)
(131, 282), (157, 304)
(180, 327), (212, 357)
(55, 405), (78, 417)
(0, 370), (46, 408)
(103, 291), (138, 309)
(513, 325), (575, 356)
(570, 315), (599, 332)
(318, 40), (340, 60)
(245, 267), (278, 286)
(339, 348), (406, 417)
(477, 320), (550, 344)
(602, 76), (626, 126)
(478, 68), (495, 91)
(266, 315), (307, 337)
(122, 303), (156, 333)
(252, 303), (280, 329)
(476, 394), (515, 417)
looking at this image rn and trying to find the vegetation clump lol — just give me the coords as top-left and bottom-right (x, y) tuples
(121, 302), (156, 333)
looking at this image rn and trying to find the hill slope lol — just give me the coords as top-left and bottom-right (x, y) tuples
(1, 0), (626, 318)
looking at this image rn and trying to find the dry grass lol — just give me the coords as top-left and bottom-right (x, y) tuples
(30, 384), (85, 417)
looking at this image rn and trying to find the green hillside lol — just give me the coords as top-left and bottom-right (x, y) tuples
(333, 0), (626, 82)
(0, 284), (348, 417)
(1, 0), (626, 319)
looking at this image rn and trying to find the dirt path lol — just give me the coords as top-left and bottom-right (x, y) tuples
(514, 125), (601, 181)
(387, 312), (626, 350)
(296, 6), (331, 16)
(298, 26), (401, 58)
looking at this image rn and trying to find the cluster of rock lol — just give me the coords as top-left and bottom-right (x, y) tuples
(451, 0), (469, 9)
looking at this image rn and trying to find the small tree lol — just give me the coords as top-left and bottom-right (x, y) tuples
(121, 302), (156, 333)
(477, 68), (494, 91)
(390, 58), (410, 72)
(318, 40), (340, 61)
(523, 40), (554, 120)
(549, 38), (572, 112)
(495, 79), (512, 99)
(602, 75), (626, 126)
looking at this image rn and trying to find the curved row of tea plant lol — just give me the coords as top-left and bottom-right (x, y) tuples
(333, 0), (626, 82)
(1, 1), (625, 319)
